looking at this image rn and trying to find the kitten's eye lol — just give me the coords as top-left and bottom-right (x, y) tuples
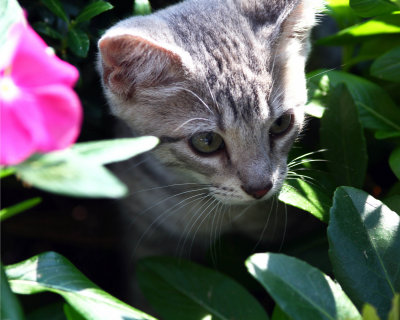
(270, 113), (294, 137)
(190, 132), (225, 155)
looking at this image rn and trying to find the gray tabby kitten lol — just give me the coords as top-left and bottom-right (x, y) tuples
(98, 0), (323, 258)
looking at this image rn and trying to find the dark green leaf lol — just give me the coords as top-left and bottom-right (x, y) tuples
(318, 13), (400, 45)
(5, 252), (156, 320)
(350, 0), (398, 17)
(71, 136), (159, 165)
(63, 304), (85, 320)
(278, 178), (331, 222)
(246, 253), (361, 320)
(390, 147), (400, 180)
(0, 197), (42, 221)
(33, 22), (63, 40)
(0, 0), (23, 50)
(41, 0), (68, 23)
(384, 195), (400, 214)
(137, 257), (269, 320)
(307, 70), (400, 138)
(320, 84), (367, 188)
(1, 264), (24, 320)
(134, 0), (152, 15)
(74, 1), (113, 24)
(327, 187), (400, 318)
(388, 294), (399, 320)
(371, 46), (400, 82)
(271, 305), (292, 320)
(362, 304), (381, 320)
(27, 303), (67, 320)
(67, 28), (89, 57)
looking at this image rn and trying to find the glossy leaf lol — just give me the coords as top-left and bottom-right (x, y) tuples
(134, 0), (152, 15)
(75, 1), (113, 24)
(71, 136), (159, 165)
(137, 257), (269, 320)
(307, 70), (400, 138)
(1, 264), (24, 320)
(390, 147), (400, 180)
(279, 178), (331, 222)
(67, 28), (89, 57)
(0, 0), (23, 50)
(318, 13), (400, 45)
(246, 253), (361, 320)
(64, 304), (85, 320)
(320, 84), (367, 188)
(328, 187), (400, 318)
(350, 0), (399, 17)
(33, 21), (63, 39)
(5, 252), (157, 320)
(41, 0), (68, 23)
(0, 197), (42, 221)
(271, 305), (292, 320)
(371, 46), (400, 82)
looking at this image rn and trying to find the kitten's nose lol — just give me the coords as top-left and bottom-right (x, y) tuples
(242, 182), (273, 199)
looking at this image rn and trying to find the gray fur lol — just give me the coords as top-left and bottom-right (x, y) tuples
(97, 0), (323, 254)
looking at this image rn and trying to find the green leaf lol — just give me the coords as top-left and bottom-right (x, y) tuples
(327, 187), (400, 318)
(320, 84), (367, 188)
(71, 136), (159, 165)
(33, 22), (63, 40)
(350, 0), (398, 17)
(279, 178), (331, 222)
(0, 197), (42, 221)
(371, 46), (400, 82)
(271, 305), (292, 320)
(137, 257), (269, 320)
(327, 0), (362, 29)
(134, 0), (152, 15)
(63, 304), (85, 320)
(246, 253), (361, 320)
(14, 137), (158, 198)
(307, 70), (400, 138)
(74, 1), (113, 24)
(67, 28), (89, 57)
(41, 0), (69, 23)
(388, 294), (399, 320)
(5, 252), (157, 320)
(15, 152), (127, 198)
(318, 13), (400, 45)
(390, 147), (400, 180)
(384, 195), (400, 214)
(1, 264), (24, 320)
(0, 0), (23, 50)
(0, 167), (16, 178)
(362, 304), (381, 320)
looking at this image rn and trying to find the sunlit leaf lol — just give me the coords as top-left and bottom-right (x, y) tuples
(137, 257), (269, 320)
(279, 178), (331, 222)
(328, 187), (400, 318)
(362, 304), (381, 320)
(246, 253), (361, 320)
(388, 294), (399, 320)
(5, 252), (157, 320)
(318, 13), (400, 45)
(134, 0), (152, 15)
(0, 197), (42, 221)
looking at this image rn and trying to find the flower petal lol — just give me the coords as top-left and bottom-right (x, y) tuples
(10, 23), (79, 88)
(31, 85), (82, 151)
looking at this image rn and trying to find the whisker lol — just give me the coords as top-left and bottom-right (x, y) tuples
(133, 182), (208, 194)
(181, 88), (214, 114)
(173, 117), (213, 132)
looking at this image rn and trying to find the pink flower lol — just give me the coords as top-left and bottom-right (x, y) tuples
(0, 19), (82, 165)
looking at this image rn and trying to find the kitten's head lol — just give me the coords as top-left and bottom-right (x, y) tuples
(98, 0), (323, 204)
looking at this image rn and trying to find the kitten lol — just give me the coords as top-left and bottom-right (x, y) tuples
(97, 0), (323, 258)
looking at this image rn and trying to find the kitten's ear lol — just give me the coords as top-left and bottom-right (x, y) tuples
(98, 35), (186, 99)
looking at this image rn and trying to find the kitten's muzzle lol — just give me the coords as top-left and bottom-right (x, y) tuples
(241, 182), (273, 200)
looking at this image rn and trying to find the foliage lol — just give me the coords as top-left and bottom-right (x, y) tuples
(2, 0), (400, 320)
